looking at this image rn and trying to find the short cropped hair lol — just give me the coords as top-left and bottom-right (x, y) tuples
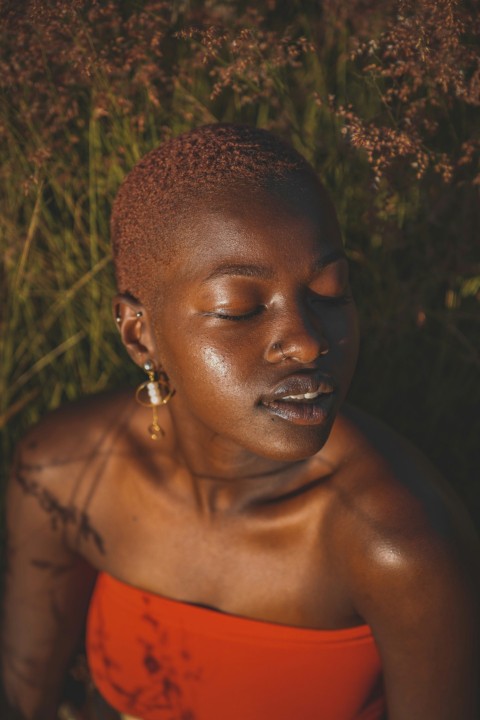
(111, 123), (317, 304)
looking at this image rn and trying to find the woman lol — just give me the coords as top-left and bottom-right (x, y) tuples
(2, 124), (479, 720)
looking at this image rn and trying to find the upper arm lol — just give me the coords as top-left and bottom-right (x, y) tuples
(1, 436), (98, 720)
(349, 482), (479, 719)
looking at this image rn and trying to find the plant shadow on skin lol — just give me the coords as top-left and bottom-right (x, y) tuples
(13, 466), (104, 555)
(1, 398), (141, 719)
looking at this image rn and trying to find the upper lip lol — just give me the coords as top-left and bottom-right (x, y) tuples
(260, 372), (336, 404)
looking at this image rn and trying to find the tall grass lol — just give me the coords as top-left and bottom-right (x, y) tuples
(1, 0), (479, 524)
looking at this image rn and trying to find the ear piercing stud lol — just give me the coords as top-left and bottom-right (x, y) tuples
(115, 310), (142, 324)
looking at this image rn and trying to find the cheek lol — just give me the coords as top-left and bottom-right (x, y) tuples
(200, 346), (230, 381)
(163, 330), (249, 407)
(196, 341), (252, 403)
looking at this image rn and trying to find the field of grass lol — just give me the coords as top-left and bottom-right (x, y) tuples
(1, 0), (479, 528)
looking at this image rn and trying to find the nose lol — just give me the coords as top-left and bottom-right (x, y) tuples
(264, 300), (329, 365)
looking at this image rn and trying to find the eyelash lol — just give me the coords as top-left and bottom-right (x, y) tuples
(212, 308), (263, 322)
(211, 295), (352, 322)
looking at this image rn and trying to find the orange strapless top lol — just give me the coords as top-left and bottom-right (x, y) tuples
(86, 573), (385, 720)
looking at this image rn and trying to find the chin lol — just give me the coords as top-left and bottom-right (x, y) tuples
(248, 418), (336, 463)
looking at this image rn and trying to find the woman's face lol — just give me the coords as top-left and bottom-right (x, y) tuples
(148, 184), (359, 462)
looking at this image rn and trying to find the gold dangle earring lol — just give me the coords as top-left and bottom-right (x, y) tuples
(135, 360), (175, 440)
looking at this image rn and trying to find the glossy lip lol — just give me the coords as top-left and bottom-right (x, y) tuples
(259, 372), (337, 426)
(260, 372), (336, 404)
(261, 392), (337, 426)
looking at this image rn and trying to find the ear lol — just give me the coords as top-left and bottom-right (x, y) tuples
(113, 294), (157, 369)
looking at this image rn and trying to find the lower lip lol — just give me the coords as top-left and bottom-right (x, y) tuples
(261, 393), (336, 426)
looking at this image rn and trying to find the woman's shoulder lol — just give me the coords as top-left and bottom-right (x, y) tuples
(328, 403), (479, 618)
(9, 388), (143, 560)
(333, 403), (460, 507)
(327, 406), (479, 717)
(331, 403), (477, 549)
(12, 389), (139, 511)
(17, 388), (136, 460)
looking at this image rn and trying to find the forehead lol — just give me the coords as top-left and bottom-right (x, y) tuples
(166, 183), (343, 282)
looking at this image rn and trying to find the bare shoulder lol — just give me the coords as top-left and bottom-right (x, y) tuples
(9, 388), (137, 557)
(334, 407), (475, 546)
(329, 403), (479, 589)
(2, 392), (136, 720)
(17, 387), (136, 465)
(327, 404), (479, 718)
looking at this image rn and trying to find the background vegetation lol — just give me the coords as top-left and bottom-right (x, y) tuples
(1, 0), (479, 529)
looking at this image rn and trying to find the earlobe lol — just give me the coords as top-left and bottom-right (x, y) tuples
(112, 294), (157, 368)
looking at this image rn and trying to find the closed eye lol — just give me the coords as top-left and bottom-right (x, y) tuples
(209, 307), (264, 321)
(308, 284), (353, 306)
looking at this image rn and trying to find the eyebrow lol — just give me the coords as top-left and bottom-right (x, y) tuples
(202, 248), (348, 283)
(203, 263), (274, 283)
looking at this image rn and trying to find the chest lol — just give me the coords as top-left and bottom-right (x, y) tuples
(79, 470), (356, 629)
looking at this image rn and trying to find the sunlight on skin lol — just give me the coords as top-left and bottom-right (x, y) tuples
(200, 347), (229, 380)
(372, 542), (404, 568)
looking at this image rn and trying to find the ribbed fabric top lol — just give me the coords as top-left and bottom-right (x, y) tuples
(87, 572), (385, 720)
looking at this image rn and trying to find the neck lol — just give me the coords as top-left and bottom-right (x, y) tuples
(165, 405), (336, 516)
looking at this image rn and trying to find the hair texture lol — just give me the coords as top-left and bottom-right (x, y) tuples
(111, 123), (318, 304)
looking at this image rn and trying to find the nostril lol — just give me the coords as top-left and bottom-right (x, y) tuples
(267, 334), (328, 364)
(271, 342), (287, 360)
(265, 303), (330, 365)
